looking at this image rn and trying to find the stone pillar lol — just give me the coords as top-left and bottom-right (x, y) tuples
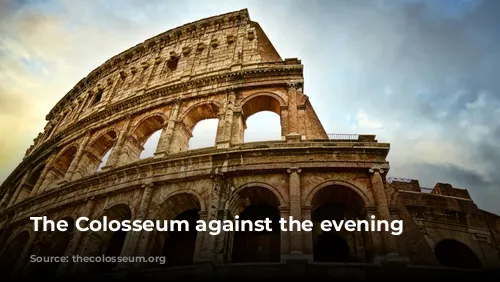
(279, 206), (291, 261)
(7, 168), (31, 207)
(105, 116), (133, 168)
(65, 132), (91, 181)
(193, 211), (209, 262)
(287, 167), (303, 255)
(0, 187), (14, 209)
(369, 167), (398, 255)
(120, 183), (154, 264)
(287, 81), (299, 135)
(301, 205), (313, 256)
(366, 206), (384, 257)
(230, 110), (244, 145)
(216, 90), (236, 149)
(200, 172), (223, 262)
(30, 154), (56, 196)
(168, 121), (192, 154)
(155, 101), (180, 157)
(58, 200), (96, 275)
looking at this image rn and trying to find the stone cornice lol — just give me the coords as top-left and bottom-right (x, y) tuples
(0, 141), (390, 222)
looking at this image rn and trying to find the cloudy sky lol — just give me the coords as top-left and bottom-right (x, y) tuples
(1, 0), (499, 214)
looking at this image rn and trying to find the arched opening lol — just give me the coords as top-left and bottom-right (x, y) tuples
(244, 112), (281, 142)
(150, 193), (201, 268)
(88, 204), (132, 275)
(27, 217), (75, 277)
(0, 231), (30, 276)
(27, 164), (45, 191)
(39, 146), (77, 190)
(242, 95), (283, 142)
(170, 103), (220, 153)
(81, 131), (117, 177)
(140, 130), (162, 159)
(230, 186), (281, 263)
(162, 209), (199, 266)
(130, 115), (165, 161)
(189, 119), (218, 149)
(311, 185), (368, 263)
(434, 239), (482, 269)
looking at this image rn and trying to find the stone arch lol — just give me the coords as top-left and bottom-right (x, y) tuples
(0, 229), (31, 276)
(229, 182), (286, 215)
(26, 163), (46, 189)
(229, 184), (282, 263)
(240, 92), (285, 120)
(240, 92), (285, 141)
(178, 101), (222, 130)
(39, 145), (78, 191)
(85, 203), (132, 275)
(170, 101), (222, 153)
(305, 180), (371, 207)
(149, 191), (203, 268)
(308, 181), (370, 263)
(131, 114), (166, 146)
(81, 130), (117, 176)
(27, 216), (75, 277)
(434, 239), (483, 269)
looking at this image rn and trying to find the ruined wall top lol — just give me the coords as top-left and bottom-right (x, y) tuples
(45, 8), (283, 122)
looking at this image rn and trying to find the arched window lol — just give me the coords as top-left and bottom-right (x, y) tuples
(38, 146), (77, 191)
(230, 187), (281, 263)
(140, 129), (162, 159)
(150, 193), (202, 268)
(170, 103), (220, 153)
(189, 119), (218, 149)
(0, 231), (30, 276)
(129, 115), (165, 161)
(27, 217), (75, 277)
(241, 94), (283, 143)
(434, 239), (482, 269)
(244, 111), (281, 142)
(310, 185), (368, 263)
(79, 131), (117, 177)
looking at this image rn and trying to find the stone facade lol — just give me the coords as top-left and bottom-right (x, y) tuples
(0, 9), (499, 280)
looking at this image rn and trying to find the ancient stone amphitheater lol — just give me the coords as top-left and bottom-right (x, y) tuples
(0, 9), (499, 281)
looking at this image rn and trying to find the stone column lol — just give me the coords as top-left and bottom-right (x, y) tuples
(7, 168), (31, 207)
(230, 110), (244, 145)
(216, 90), (236, 149)
(287, 167), (303, 255)
(365, 206), (384, 258)
(287, 81), (299, 135)
(0, 187), (14, 209)
(65, 132), (91, 181)
(301, 205), (313, 256)
(58, 200), (96, 275)
(193, 210), (209, 262)
(168, 121), (192, 154)
(121, 183), (154, 262)
(279, 206), (291, 261)
(30, 154), (56, 196)
(105, 116), (132, 168)
(155, 101), (180, 157)
(200, 172), (223, 262)
(369, 167), (398, 255)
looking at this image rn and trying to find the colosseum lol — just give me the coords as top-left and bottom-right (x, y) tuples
(0, 8), (499, 281)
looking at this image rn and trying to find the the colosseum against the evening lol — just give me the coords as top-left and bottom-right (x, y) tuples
(0, 8), (499, 281)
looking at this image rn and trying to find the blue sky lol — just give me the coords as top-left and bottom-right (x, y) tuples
(1, 0), (499, 214)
